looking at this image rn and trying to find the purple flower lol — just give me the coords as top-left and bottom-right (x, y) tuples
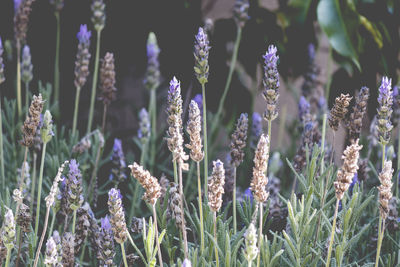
(298, 96), (310, 122)
(66, 159), (83, 210)
(376, 76), (393, 144)
(318, 96), (327, 110)
(77, 24), (91, 45)
(378, 77), (392, 104)
(250, 112), (262, 149)
(108, 188), (122, 202)
(393, 86), (398, 98)
(138, 109), (150, 143)
(349, 173), (359, 195)
(167, 76), (183, 117)
(144, 32), (160, 90)
(307, 43), (316, 64)
(262, 45), (280, 121)
(101, 216), (112, 233)
(14, 0), (21, 13)
(109, 138), (127, 182)
(193, 94), (203, 115)
(263, 45), (279, 74)
(169, 76), (181, 96)
(194, 27), (210, 84)
(69, 159), (81, 178)
(244, 187), (253, 203)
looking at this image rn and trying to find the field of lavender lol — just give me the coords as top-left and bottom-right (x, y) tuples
(0, 0), (399, 266)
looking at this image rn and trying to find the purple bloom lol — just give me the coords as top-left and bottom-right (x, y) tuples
(14, 0), (21, 13)
(298, 96), (310, 122)
(69, 159), (81, 178)
(263, 45), (279, 74)
(169, 76), (181, 96)
(244, 187), (253, 203)
(108, 188), (122, 201)
(109, 138), (127, 182)
(77, 24), (91, 45)
(138, 109), (150, 143)
(101, 216), (112, 233)
(376, 76), (393, 144)
(378, 77), (392, 104)
(307, 43), (316, 64)
(393, 86), (398, 98)
(194, 27), (210, 84)
(349, 173), (359, 195)
(250, 112), (262, 149)
(193, 94), (203, 115)
(262, 45), (280, 121)
(318, 96), (327, 110)
(144, 32), (160, 90)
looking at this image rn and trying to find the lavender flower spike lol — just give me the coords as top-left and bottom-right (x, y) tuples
(144, 32), (160, 90)
(0, 37), (5, 84)
(233, 0), (250, 29)
(138, 108), (151, 144)
(250, 112), (262, 150)
(298, 96), (311, 124)
(262, 45), (280, 122)
(66, 159), (84, 211)
(109, 138), (127, 184)
(75, 24), (91, 89)
(194, 27), (210, 85)
(21, 44), (33, 84)
(107, 188), (127, 244)
(376, 76), (393, 145)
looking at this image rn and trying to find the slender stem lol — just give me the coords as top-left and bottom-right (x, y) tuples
(34, 142), (47, 242)
(326, 199), (339, 267)
(30, 152), (37, 212)
(72, 209), (77, 234)
(87, 29), (102, 134)
(152, 204), (164, 267)
(88, 144), (102, 202)
(17, 41), (22, 117)
(15, 228), (22, 267)
(140, 140), (147, 167)
(25, 82), (29, 117)
(256, 202), (263, 267)
(375, 217), (385, 267)
(47, 209), (56, 239)
(15, 147), (29, 219)
(248, 261), (252, 267)
(320, 113), (327, 174)
(72, 87), (81, 137)
(149, 88), (157, 172)
(33, 207), (51, 267)
(173, 160), (178, 184)
(382, 144), (386, 170)
(201, 83), (208, 197)
(178, 164), (188, 259)
(120, 242), (128, 267)
(197, 162), (205, 255)
(126, 231), (147, 264)
(0, 93), (5, 192)
(5, 248), (11, 267)
(54, 12), (61, 104)
(210, 27), (242, 138)
(397, 127), (400, 198)
(213, 211), (219, 267)
(233, 167), (237, 235)
(101, 104), (108, 134)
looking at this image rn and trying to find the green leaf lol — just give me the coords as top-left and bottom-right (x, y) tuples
(317, 0), (360, 70)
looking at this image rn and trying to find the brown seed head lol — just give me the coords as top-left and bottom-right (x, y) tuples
(378, 160), (393, 220)
(61, 232), (75, 267)
(348, 87), (369, 143)
(14, 0), (36, 45)
(328, 93), (352, 131)
(129, 162), (161, 205)
(208, 160), (225, 212)
(230, 113), (248, 167)
(168, 182), (184, 228)
(99, 52), (116, 105)
(21, 94), (44, 147)
(186, 100), (204, 162)
(250, 134), (270, 203)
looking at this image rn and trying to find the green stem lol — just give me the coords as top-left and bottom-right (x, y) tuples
(34, 142), (47, 242)
(140, 140), (147, 167)
(210, 27), (242, 138)
(72, 87), (81, 137)
(178, 164), (188, 259)
(382, 144), (386, 170)
(87, 30), (102, 134)
(213, 211), (219, 267)
(120, 242), (128, 267)
(0, 93), (5, 192)
(152, 204), (164, 267)
(201, 83), (208, 197)
(173, 160), (178, 184)
(25, 82), (29, 117)
(326, 199), (339, 267)
(16, 147), (28, 219)
(88, 144), (102, 202)
(33, 207), (50, 267)
(54, 12), (60, 104)
(101, 104), (108, 134)
(30, 152), (37, 212)
(197, 162), (205, 255)
(16, 42), (22, 117)
(48, 209), (56, 239)
(233, 167), (237, 235)
(126, 231), (147, 265)
(149, 88), (157, 172)
(256, 202), (263, 267)
(320, 113), (327, 174)
(5, 248), (11, 267)
(72, 209), (77, 234)
(375, 217), (385, 267)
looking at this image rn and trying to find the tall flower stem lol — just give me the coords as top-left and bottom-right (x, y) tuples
(178, 164), (188, 259)
(15, 228), (22, 267)
(0, 93), (5, 192)
(326, 199), (339, 267)
(72, 87), (81, 137)
(149, 88), (157, 172)
(397, 128), (400, 197)
(197, 162), (205, 255)
(16, 147), (29, 217)
(47, 209), (56, 239)
(101, 104), (108, 134)
(16, 41), (22, 117)
(126, 231), (147, 264)
(24, 82), (29, 116)
(375, 217), (385, 267)
(201, 83), (208, 196)
(34, 142), (47, 241)
(30, 152), (37, 212)
(210, 27), (242, 138)
(120, 242), (128, 267)
(5, 248), (11, 267)
(320, 113), (327, 174)
(233, 168), (237, 234)
(173, 160), (178, 184)
(256, 203), (263, 267)
(87, 29), (102, 134)
(381, 144), (386, 170)
(33, 207), (50, 267)
(72, 209), (77, 234)
(152, 204), (164, 267)
(88, 145), (102, 202)
(53, 12), (61, 104)
(213, 211), (219, 267)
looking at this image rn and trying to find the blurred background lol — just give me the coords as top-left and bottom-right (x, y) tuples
(0, 0), (399, 149)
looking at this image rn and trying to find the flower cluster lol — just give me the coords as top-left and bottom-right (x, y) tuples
(107, 188), (127, 244)
(74, 24), (91, 89)
(208, 160), (225, 212)
(109, 138), (127, 183)
(376, 77), (393, 145)
(186, 100), (204, 162)
(144, 32), (160, 90)
(262, 45), (280, 122)
(194, 27), (210, 85)
(250, 134), (270, 203)
(21, 94), (44, 147)
(230, 113), (248, 167)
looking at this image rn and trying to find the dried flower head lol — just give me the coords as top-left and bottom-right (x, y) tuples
(14, 0), (35, 44)
(138, 108), (151, 144)
(166, 77), (189, 170)
(233, 0), (250, 28)
(41, 110), (54, 144)
(348, 87), (369, 143)
(243, 223), (258, 263)
(328, 93), (352, 131)
(65, 159), (84, 211)
(357, 158), (369, 183)
(186, 100), (204, 162)
(168, 182), (184, 228)
(13, 188), (23, 204)
(0, 38), (5, 85)
(99, 52), (116, 105)
(1, 208), (15, 249)
(129, 162), (162, 205)
(74, 203), (91, 253)
(21, 44), (33, 83)
(109, 138), (127, 183)
(144, 32), (160, 90)
(262, 45), (280, 122)
(294, 121), (315, 172)
(107, 188), (127, 244)
(130, 216), (144, 234)
(99, 216), (115, 266)
(250, 134), (270, 203)
(21, 94), (44, 147)
(17, 203), (31, 233)
(62, 232), (75, 267)
(44, 237), (60, 267)
(376, 77), (393, 145)
(74, 24), (91, 89)
(250, 112), (262, 149)
(45, 160), (68, 208)
(378, 160), (393, 220)
(208, 160), (225, 212)
(194, 27), (210, 84)
(91, 0), (105, 32)
(334, 140), (362, 200)
(230, 113), (248, 167)
(49, 0), (63, 11)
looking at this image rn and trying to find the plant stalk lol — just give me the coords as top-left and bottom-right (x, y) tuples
(72, 86), (81, 137)
(149, 88), (157, 172)
(0, 93), (5, 193)
(25, 82), (29, 117)
(16, 41), (22, 117)
(256, 202), (263, 267)
(87, 29), (102, 134)
(178, 163), (188, 259)
(233, 167), (237, 235)
(5, 248), (11, 267)
(101, 104), (108, 134)
(33, 207), (51, 267)
(34, 142), (47, 242)
(72, 209), (77, 234)
(201, 83), (208, 197)
(48, 209), (56, 239)
(326, 199), (339, 267)
(197, 161), (205, 255)
(30, 152), (37, 212)
(375, 216), (385, 267)
(153, 204), (164, 267)
(120, 242), (128, 267)
(213, 211), (219, 267)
